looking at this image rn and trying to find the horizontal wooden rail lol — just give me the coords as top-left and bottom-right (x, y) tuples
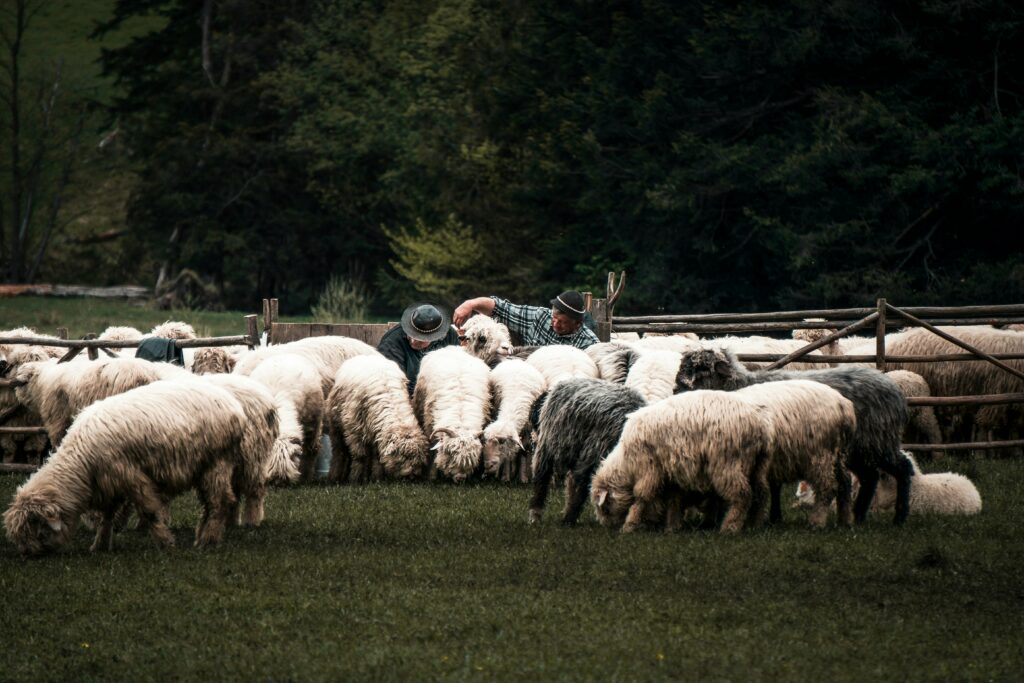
(906, 393), (1024, 407)
(0, 334), (254, 349)
(613, 317), (1024, 334)
(902, 440), (1024, 451)
(614, 303), (1024, 325)
(0, 463), (40, 473)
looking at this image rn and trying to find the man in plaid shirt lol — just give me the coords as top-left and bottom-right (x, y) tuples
(453, 290), (599, 349)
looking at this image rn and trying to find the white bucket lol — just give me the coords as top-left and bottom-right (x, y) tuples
(315, 435), (332, 479)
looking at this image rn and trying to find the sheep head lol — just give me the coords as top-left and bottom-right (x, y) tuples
(4, 493), (73, 557)
(675, 348), (737, 392)
(430, 427), (482, 483)
(191, 347), (236, 375)
(381, 426), (430, 479)
(462, 316), (512, 364)
(481, 425), (524, 477)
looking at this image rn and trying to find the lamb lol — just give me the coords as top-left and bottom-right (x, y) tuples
(885, 370), (943, 461)
(326, 354), (429, 483)
(4, 377), (257, 555)
(675, 347), (913, 525)
(529, 378), (646, 526)
(525, 345), (599, 387)
(585, 342), (641, 383)
(483, 359), (547, 482)
(796, 452), (981, 516)
(413, 347), (491, 482)
(234, 335), (380, 398)
(245, 353), (325, 482)
(10, 358), (188, 446)
(624, 349), (682, 403)
(732, 380), (856, 528)
(590, 390), (770, 534)
(461, 315), (513, 367)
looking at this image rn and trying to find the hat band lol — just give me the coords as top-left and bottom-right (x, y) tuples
(412, 317), (443, 334)
(555, 295), (585, 315)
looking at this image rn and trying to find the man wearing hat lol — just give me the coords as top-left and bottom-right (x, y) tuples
(452, 290), (599, 349)
(377, 302), (460, 394)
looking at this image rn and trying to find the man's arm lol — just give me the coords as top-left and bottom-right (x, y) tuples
(453, 296), (496, 327)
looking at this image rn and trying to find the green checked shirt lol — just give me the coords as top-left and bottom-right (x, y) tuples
(489, 296), (599, 349)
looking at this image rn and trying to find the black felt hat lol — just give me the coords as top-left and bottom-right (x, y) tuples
(550, 290), (586, 321)
(400, 303), (452, 343)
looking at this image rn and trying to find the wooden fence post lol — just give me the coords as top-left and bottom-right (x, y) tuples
(875, 298), (887, 372)
(245, 315), (259, 349)
(84, 333), (98, 361)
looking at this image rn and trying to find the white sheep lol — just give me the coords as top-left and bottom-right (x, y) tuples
(245, 353), (325, 482)
(585, 341), (641, 383)
(733, 380), (856, 528)
(413, 347), (491, 483)
(3, 376), (256, 555)
(11, 358), (188, 447)
(483, 358), (546, 482)
(624, 348), (682, 404)
(191, 346), (244, 375)
(591, 390), (770, 534)
(525, 345), (599, 387)
(632, 335), (702, 353)
(461, 315), (513, 366)
(0, 328), (68, 465)
(234, 335), (380, 398)
(326, 354), (429, 483)
(796, 452), (981, 516)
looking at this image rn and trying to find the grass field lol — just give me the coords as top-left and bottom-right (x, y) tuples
(0, 296), (308, 339)
(1, 456), (1021, 682)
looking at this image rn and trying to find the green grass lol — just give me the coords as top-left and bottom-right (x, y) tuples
(0, 296), (324, 339)
(1, 458), (1022, 682)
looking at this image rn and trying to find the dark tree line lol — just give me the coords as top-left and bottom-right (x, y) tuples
(95, 0), (1024, 314)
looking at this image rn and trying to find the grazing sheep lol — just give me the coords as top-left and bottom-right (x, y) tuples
(326, 355), (429, 483)
(625, 349), (682, 404)
(733, 380), (856, 528)
(234, 335), (380, 398)
(586, 342), (641, 384)
(591, 390), (770, 534)
(525, 345), (599, 387)
(246, 353), (325, 483)
(201, 373), (294, 525)
(797, 452), (981, 516)
(413, 347), (491, 483)
(3, 377), (254, 555)
(885, 370), (943, 461)
(529, 378), (646, 526)
(483, 359), (547, 482)
(676, 347), (913, 525)
(461, 315), (513, 367)
(11, 358), (187, 447)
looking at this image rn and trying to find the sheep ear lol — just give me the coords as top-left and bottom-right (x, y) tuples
(595, 490), (608, 508)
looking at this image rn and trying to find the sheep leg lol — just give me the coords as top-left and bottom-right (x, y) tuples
(834, 461), (853, 527)
(622, 499), (648, 533)
(240, 482), (266, 527)
(716, 473), (752, 534)
(518, 451), (531, 484)
(881, 453), (914, 526)
(622, 471), (660, 533)
(127, 474), (176, 549)
(89, 507), (118, 552)
(852, 465), (879, 523)
(327, 429), (353, 484)
(561, 467), (595, 527)
(195, 461), (236, 546)
(560, 471), (576, 519)
(527, 458), (556, 524)
(912, 407), (943, 464)
(299, 426), (322, 483)
(746, 453), (772, 528)
(662, 485), (685, 533)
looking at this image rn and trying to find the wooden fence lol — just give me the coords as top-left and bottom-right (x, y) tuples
(613, 296), (1024, 453)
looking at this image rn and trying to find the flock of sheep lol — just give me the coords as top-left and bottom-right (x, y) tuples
(1, 315), (1001, 557)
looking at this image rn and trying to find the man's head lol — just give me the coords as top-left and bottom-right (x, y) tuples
(400, 303), (452, 349)
(550, 290), (586, 336)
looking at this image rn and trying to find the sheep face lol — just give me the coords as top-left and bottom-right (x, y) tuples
(9, 363), (40, 411)
(462, 318), (512, 363)
(590, 478), (634, 529)
(676, 348), (735, 391)
(431, 429), (482, 483)
(482, 433), (523, 477)
(380, 429), (430, 479)
(4, 495), (73, 557)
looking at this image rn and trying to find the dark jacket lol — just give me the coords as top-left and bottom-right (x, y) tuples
(376, 325), (461, 395)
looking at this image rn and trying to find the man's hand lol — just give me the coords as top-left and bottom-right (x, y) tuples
(452, 297), (495, 327)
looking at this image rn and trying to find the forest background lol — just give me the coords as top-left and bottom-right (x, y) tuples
(2, 0), (1023, 317)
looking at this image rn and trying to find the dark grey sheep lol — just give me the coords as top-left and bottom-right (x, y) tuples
(675, 347), (913, 525)
(528, 378), (646, 526)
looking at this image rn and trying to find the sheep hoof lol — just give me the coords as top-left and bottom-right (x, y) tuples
(528, 509), (542, 525)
